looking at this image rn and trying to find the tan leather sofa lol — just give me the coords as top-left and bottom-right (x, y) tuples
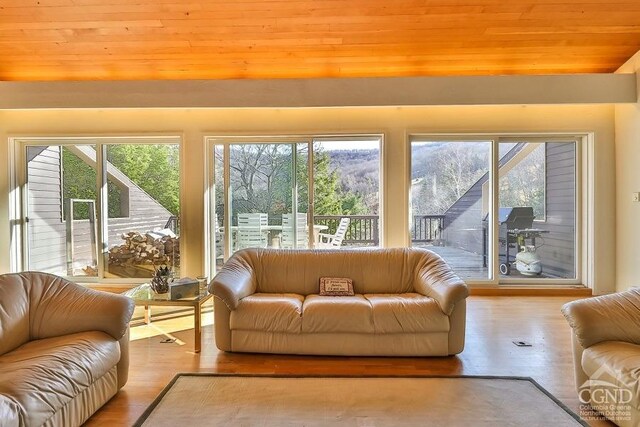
(212, 248), (469, 356)
(0, 272), (135, 427)
(562, 289), (640, 427)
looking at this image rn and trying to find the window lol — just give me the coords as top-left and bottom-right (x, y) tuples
(313, 138), (381, 248)
(498, 141), (576, 280)
(19, 137), (181, 281)
(207, 135), (382, 276)
(410, 136), (579, 284)
(410, 140), (491, 280)
(499, 142), (546, 221)
(25, 144), (98, 277)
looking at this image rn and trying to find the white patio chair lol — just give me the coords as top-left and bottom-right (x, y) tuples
(237, 213), (268, 250)
(317, 217), (350, 249)
(281, 213), (308, 249)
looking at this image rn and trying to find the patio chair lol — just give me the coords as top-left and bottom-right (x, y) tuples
(281, 213), (308, 249)
(237, 213), (268, 250)
(317, 217), (350, 248)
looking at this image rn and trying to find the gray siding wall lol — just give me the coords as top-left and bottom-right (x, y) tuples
(535, 143), (576, 278)
(26, 147), (174, 276)
(26, 146), (66, 274)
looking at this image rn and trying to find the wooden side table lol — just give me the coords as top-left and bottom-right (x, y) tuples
(123, 285), (213, 353)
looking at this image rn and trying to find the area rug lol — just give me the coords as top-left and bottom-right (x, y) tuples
(134, 374), (587, 426)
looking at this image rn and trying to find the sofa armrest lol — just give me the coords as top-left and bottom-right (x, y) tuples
(27, 273), (135, 342)
(561, 288), (640, 348)
(414, 260), (468, 316)
(116, 327), (131, 389)
(211, 255), (256, 310)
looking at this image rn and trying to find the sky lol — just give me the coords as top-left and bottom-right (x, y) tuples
(315, 139), (380, 151)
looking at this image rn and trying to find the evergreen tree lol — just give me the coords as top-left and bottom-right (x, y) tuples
(62, 144), (180, 219)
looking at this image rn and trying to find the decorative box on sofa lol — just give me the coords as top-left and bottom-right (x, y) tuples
(0, 272), (135, 427)
(211, 248), (469, 356)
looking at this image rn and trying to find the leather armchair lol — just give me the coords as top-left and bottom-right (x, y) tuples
(0, 272), (135, 427)
(562, 289), (640, 427)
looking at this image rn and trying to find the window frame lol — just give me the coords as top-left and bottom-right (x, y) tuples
(12, 135), (182, 285)
(204, 133), (385, 279)
(407, 133), (584, 287)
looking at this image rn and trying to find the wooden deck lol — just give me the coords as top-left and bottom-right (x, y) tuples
(413, 244), (553, 280)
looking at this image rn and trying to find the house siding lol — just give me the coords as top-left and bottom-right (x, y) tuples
(534, 143), (576, 278)
(26, 146), (66, 274)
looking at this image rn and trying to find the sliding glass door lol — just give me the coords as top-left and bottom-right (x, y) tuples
(207, 135), (382, 276)
(497, 140), (577, 280)
(228, 142), (302, 252)
(410, 136), (579, 284)
(410, 140), (492, 280)
(211, 140), (308, 265)
(312, 137), (381, 249)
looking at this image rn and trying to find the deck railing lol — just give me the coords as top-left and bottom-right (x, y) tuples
(313, 215), (379, 246)
(411, 215), (445, 243)
(221, 213), (444, 247)
(164, 215), (180, 235)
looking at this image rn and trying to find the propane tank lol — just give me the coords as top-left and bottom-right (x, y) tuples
(515, 245), (542, 276)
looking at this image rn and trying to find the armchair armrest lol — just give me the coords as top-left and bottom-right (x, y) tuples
(211, 254), (256, 310)
(26, 273), (135, 342)
(561, 288), (640, 348)
(414, 258), (468, 316)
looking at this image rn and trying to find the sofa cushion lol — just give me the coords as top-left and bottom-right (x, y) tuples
(0, 331), (120, 426)
(302, 294), (374, 333)
(230, 293), (303, 333)
(364, 293), (450, 334)
(582, 341), (640, 410)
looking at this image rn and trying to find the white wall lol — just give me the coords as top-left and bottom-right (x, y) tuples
(0, 105), (616, 292)
(615, 51), (640, 291)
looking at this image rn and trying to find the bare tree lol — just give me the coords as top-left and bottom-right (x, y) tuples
(229, 144), (291, 214)
(499, 144), (545, 217)
(413, 143), (488, 215)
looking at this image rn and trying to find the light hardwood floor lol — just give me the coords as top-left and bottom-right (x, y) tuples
(85, 296), (613, 426)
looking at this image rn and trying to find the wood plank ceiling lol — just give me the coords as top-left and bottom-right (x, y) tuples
(1, 0), (640, 81)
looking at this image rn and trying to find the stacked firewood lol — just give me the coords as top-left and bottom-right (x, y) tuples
(108, 229), (180, 267)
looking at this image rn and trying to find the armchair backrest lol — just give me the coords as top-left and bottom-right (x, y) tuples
(0, 272), (135, 357)
(562, 288), (640, 348)
(232, 248), (450, 296)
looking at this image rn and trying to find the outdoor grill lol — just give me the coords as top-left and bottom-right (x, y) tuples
(483, 207), (544, 275)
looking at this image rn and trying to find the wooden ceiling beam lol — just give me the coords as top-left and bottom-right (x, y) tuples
(0, 74), (635, 109)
